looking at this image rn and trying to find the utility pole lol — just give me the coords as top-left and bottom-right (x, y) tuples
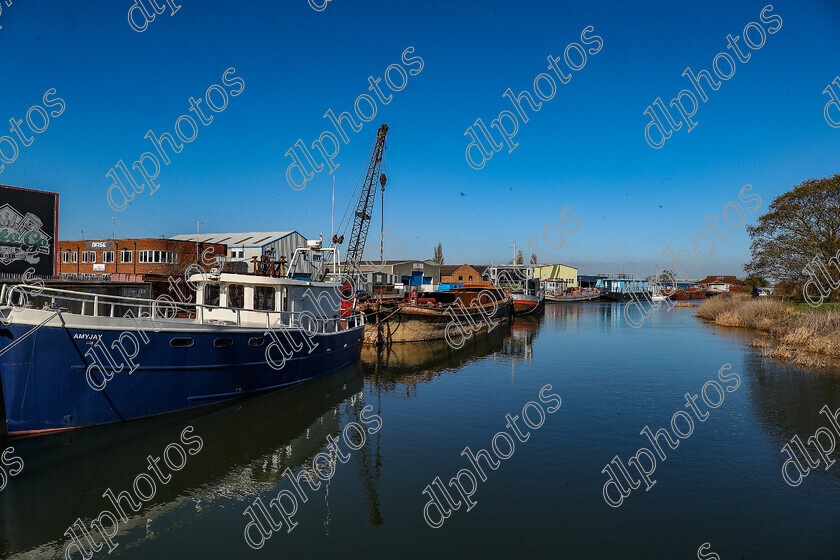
(112, 217), (115, 240)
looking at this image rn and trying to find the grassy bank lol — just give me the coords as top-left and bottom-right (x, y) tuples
(695, 295), (840, 368)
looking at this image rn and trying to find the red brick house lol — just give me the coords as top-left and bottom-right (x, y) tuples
(439, 264), (490, 286)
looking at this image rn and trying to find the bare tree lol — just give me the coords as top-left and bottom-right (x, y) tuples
(433, 243), (444, 265)
(745, 174), (840, 286)
(516, 250), (524, 265)
(529, 252), (538, 265)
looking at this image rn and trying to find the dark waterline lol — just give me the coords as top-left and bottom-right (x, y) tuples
(2, 302), (839, 559)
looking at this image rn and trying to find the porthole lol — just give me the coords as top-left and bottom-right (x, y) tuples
(214, 338), (233, 348)
(170, 338), (195, 348)
(249, 337), (264, 347)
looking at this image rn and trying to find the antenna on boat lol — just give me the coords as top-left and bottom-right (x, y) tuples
(331, 175), (335, 247)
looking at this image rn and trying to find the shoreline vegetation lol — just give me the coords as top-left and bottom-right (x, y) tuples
(695, 295), (840, 368)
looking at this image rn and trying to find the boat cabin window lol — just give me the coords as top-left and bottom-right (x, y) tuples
(228, 284), (245, 308)
(204, 284), (220, 307)
(255, 286), (275, 311)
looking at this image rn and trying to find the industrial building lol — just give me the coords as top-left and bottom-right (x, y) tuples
(170, 231), (309, 266)
(57, 238), (226, 280)
(533, 263), (579, 288)
(357, 260), (440, 287)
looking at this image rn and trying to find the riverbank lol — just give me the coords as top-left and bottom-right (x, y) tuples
(695, 295), (840, 367)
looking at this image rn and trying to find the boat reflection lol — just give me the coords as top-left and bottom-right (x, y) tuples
(0, 363), (368, 559)
(361, 317), (542, 396)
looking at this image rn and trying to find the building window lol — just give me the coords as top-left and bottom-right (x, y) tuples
(137, 250), (177, 264)
(255, 286), (275, 311)
(61, 273), (68, 279)
(136, 250), (176, 264)
(469, 275), (473, 281)
(121, 249), (132, 263)
(458, 275), (463, 281)
(81, 252), (88, 263)
(103, 251), (115, 263)
(71, 252), (78, 263)
(89, 252), (96, 263)
(62, 252), (69, 263)
(228, 284), (245, 308)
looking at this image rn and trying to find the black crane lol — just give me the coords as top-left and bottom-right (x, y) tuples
(334, 124), (388, 282)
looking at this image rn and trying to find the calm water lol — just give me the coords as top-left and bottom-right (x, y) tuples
(2, 302), (840, 559)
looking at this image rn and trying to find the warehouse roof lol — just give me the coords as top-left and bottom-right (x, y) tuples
(170, 231), (300, 246)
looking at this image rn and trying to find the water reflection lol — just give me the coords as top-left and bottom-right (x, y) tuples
(360, 319), (525, 396)
(543, 300), (613, 330)
(0, 364), (365, 559)
(742, 352), (840, 483)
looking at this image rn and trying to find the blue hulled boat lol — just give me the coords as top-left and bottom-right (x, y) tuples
(0, 247), (364, 435)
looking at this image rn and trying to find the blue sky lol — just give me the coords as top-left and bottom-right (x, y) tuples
(1, 0), (838, 277)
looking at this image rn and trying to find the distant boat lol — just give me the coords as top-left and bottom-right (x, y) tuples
(511, 278), (546, 315)
(512, 292), (546, 313)
(671, 285), (707, 300)
(0, 246), (365, 435)
(595, 276), (651, 302)
(542, 279), (600, 302)
(650, 281), (670, 301)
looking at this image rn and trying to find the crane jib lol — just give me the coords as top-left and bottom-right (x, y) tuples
(344, 124), (389, 278)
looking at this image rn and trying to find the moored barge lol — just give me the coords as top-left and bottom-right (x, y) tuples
(362, 286), (512, 345)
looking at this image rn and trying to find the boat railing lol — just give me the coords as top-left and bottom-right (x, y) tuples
(1, 284), (364, 333)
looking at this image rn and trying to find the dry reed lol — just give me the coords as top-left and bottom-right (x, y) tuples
(696, 296), (840, 368)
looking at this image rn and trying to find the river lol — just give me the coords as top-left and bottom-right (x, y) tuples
(1, 301), (838, 559)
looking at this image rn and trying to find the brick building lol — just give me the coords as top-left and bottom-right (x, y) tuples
(57, 238), (226, 280)
(439, 264), (491, 286)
